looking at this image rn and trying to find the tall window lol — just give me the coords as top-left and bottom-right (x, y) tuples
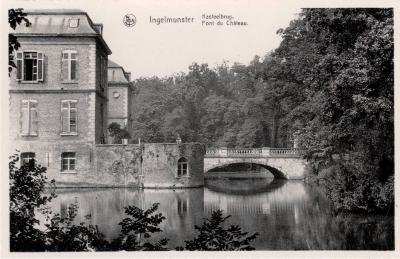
(21, 100), (38, 136)
(61, 152), (76, 171)
(61, 50), (78, 80)
(61, 100), (77, 134)
(16, 51), (44, 82)
(177, 157), (188, 177)
(99, 55), (107, 92)
(177, 197), (188, 216)
(21, 152), (35, 166)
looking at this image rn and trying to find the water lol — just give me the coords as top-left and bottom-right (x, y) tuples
(39, 175), (394, 250)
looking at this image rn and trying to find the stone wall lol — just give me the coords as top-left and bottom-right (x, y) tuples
(37, 142), (205, 188)
(93, 144), (142, 187)
(141, 143), (205, 188)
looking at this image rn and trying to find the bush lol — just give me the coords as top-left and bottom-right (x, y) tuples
(9, 153), (52, 251)
(318, 163), (394, 214)
(177, 210), (259, 251)
(108, 122), (131, 144)
(110, 203), (168, 251)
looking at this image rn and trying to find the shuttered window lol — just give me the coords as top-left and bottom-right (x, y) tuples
(21, 100), (38, 136)
(61, 50), (78, 81)
(15, 51), (44, 82)
(61, 100), (78, 134)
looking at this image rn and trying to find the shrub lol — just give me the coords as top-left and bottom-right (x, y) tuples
(108, 122), (131, 144)
(177, 210), (259, 251)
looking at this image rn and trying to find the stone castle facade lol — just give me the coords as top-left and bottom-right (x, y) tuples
(9, 9), (204, 188)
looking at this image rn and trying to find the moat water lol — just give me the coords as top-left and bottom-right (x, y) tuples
(39, 173), (394, 250)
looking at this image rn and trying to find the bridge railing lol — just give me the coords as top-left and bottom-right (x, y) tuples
(269, 148), (301, 157)
(205, 147), (302, 158)
(227, 148), (262, 157)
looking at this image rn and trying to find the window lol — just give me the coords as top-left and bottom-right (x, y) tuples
(61, 100), (77, 134)
(21, 100), (38, 136)
(99, 55), (107, 91)
(61, 50), (78, 81)
(21, 152), (35, 166)
(69, 18), (79, 28)
(177, 157), (188, 177)
(16, 51), (44, 82)
(177, 197), (188, 216)
(61, 152), (76, 171)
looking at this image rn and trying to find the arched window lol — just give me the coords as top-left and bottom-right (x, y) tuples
(177, 157), (188, 177)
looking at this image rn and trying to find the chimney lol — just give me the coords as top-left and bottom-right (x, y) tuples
(93, 23), (103, 35)
(125, 72), (131, 81)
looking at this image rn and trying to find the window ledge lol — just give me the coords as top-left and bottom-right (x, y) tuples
(60, 170), (77, 174)
(21, 133), (38, 137)
(60, 132), (78, 136)
(61, 81), (79, 84)
(19, 81), (41, 84)
(176, 176), (191, 179)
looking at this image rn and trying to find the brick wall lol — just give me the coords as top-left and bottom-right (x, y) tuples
(9, 93), (92, 142)
(9, 37), (97, 90)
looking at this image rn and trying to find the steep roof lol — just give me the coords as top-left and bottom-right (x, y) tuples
(11, 9), (111, 54)
(108, 59), (122, 68)
(108, 59), (131, 84)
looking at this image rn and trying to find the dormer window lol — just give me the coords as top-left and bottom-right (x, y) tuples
(69, 18), (79, 28)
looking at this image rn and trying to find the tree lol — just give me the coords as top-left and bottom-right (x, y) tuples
(9, 8), (31, 75)
(177, 210), (259, 251)
(110, 203), (168, 251)
(273, 9), (394, 213)
(108, 122), (131, 144)
(9, 153), (52, 251)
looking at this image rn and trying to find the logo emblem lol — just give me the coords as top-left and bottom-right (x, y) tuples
(123, 14), (136, 27)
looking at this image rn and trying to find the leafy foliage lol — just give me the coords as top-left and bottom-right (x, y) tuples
(110, 203), (168, 251)
(41, 203), (110, 251)
(272, 8), (394, 213)
(128, 9), (393, 214)
(108, 122), (131, 144)
(177, 210), (259, 251)
(131, 60), (283, 147)
(9, 8), (31, 75)
(10, 153), (259, 251)
(9, 153), (52, 251)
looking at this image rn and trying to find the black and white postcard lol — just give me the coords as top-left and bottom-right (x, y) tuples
(1, 0), (399, 258)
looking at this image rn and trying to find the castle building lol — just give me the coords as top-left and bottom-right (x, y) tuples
(9, 9), (205, 188)
(107, 60), (134, 142)
(9, 9), (111, 183)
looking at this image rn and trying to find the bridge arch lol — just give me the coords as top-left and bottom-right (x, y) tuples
(204, 160), (288, 179)
(204, 148), (307, 180)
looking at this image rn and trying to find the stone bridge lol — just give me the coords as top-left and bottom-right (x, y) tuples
(204, 147), (307, 180)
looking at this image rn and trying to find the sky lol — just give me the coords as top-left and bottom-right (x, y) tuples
(4, 0), (306, 79)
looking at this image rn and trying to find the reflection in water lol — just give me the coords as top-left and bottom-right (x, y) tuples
(39, 177), (394, 250)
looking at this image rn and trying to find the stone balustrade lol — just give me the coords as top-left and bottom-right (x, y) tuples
(205, 147), (301, 158)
